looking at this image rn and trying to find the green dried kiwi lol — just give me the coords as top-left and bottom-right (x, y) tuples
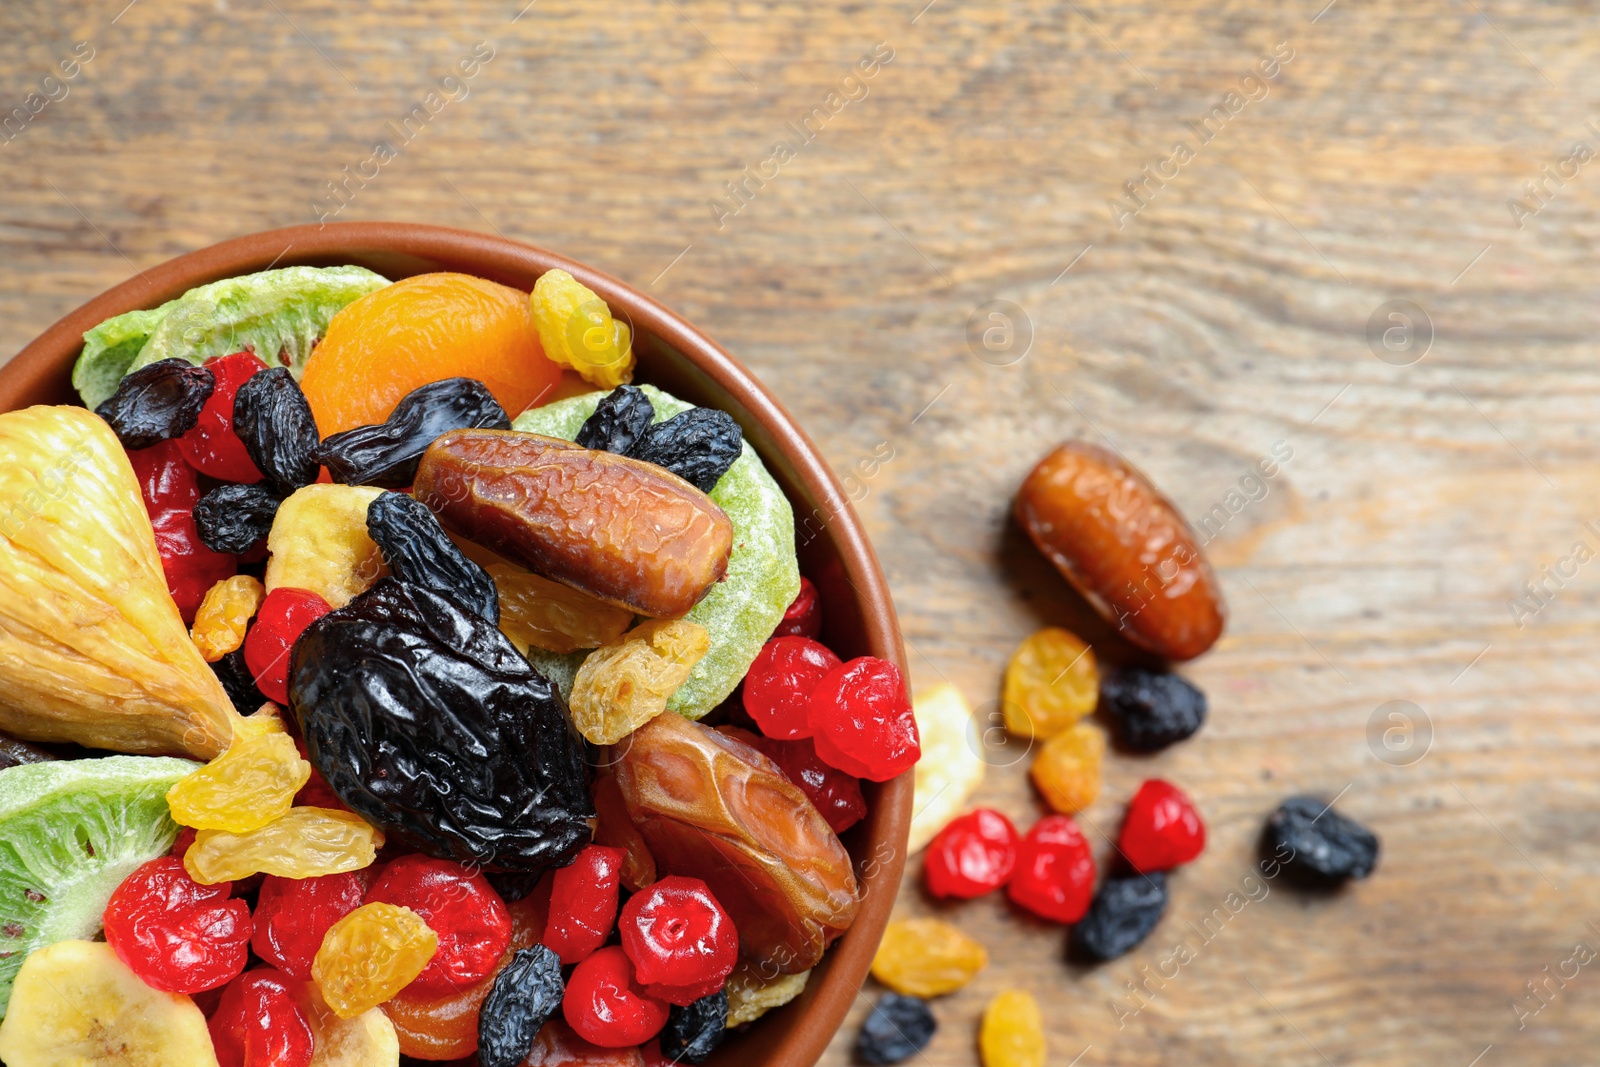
(72, 301), (181, 409)
(513, 385), (800, 719)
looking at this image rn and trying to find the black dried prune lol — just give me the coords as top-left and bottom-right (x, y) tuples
(1101, 668), (1207, 752)
(290, 577), (593, 874)
(93, 358), (214, 449)
(317, 377), (510, 488)
(629, 408), (743, 493)
(1264, 796), (1380, 884)
(478, 944), (564, 1067)
(660, 991), (728, 1065)
(194, 483), (281, 554)
(211, 648), (267, 716)
(1070, 871), (1167, 962)
(576, 385), (655, 455)
(232, 367), (320, 495)
(855, 994), (936, 1065)
(366, 491), (499, 624)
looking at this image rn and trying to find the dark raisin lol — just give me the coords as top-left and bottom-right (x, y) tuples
(231, 367), (320, 495)
(478, 944), (564, 1067)
(659, 991), (728, 1064)
(1070, 871), (1167, 962)
(316, 377), (510, 488)
(211, 648), (267, 716)
(93, 359), (214, 449)
(1263, 796), (1379, 884)
(1100, 668), (1207, 752)
(194, 483), (281, 555)
(365, 491), (499, 624)
(575, 385), (655, 455)
(484, 870), (545, 903)
(628, 408), (743, 493)
(855, 994), (936, 1065)
(0, 732), (55, 770)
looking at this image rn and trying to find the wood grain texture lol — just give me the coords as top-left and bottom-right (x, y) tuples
(3, 1), (1599, 1063)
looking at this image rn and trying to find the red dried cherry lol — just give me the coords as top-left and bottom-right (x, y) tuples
(809, 656), (921, 782)
(252, 869), (370, 981)
(1119, 779), (1206, 873)
(1007, 815), (1095, 923)
(127, 439), (238, 622)
(365, 854), (511, 994)
(243, 587), (332, 704)
(742, 636), (841, 740)
(180, 351), (268, 483)
(736, 730), (865, 834)
(618, 876), (737, 1006)
(543, 844), (625, 965)
(563, 945), (670, 1048)
(924, 808), (1019, 900)
(102, 856), (252, 994)
(207, 967), (314, 1067)
(772, 575), (822, 638)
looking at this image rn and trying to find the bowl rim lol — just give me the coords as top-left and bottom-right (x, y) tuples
(4, 221), (911, 1067)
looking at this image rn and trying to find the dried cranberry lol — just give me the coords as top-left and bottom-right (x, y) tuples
(619, 876), (737, 1006)
(243, 587), (331, 704)
(772, 576), (822, 639)
(742, 636), (840, 741)
(207, 967), (314, 1067)
(365, 854), (512, 994)
(179, 351), (268, 483)
(924, 808), (1018, 900)
(735, 730), (865, 834)
(543, 844), (625, 965)
(564, 945), (670, 1048)
(1006, 815), (1095, 923)
(1118, 779), (1206, 873)
(809, 656), (920, 782)
(127, 439), (238, 622)
(102, 856), (251, 994)
(251, 870), (370, 981)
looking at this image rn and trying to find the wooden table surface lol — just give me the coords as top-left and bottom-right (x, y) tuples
(4, 1), (1599, 1064)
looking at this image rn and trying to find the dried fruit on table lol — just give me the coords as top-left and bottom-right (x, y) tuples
(569, 619), (710, 745)
(613, 712), (858, 974)
(476, 943), (564, 1067)
(103, 855), (251, 993)
(544, 845), (625, 965)
(619, 876), (738, 1006)
(184, 806), (381, 884)
(208, 967), (314, 1067)
(313, 902), (438, 1019)
(131, 437), (239, 623)
(1029, 721), (1106, 815)
(1002, 627), (1097, 739)
(870, 917), (987, 998)
(253, 870), (372, 981)
(290, 578), (593, 874)
(924, 808), (1019, 900)
(0, 407), (238, 758)
(563, 945), (669, 1048)
(908, 684), (984, 854)
(1007, 815), (1095, 924)
(243, 586), (332, 705)
(742, 636), (841, 741)
(856, 994), (936, 1066)
(810, 656), (921, 782)
(233, 366), (322, 495)
(979, 990), (1045, 1067)
(365, 854), (511, 995)
(190, 575), (266, 661)
(1071, 871), (1168, 962)
(1101, 667), (1208, 751)
(660, 991), (729, 1065)
(723, 962), (810, 1027)
(630, 408), (744, 493)
(367, 490), (499, 623)
(1118, 779), (1205, 873)
(491, 563), (633, 654)
(531, 268), (634, 389)
(772, 575), (822, 639)
(94, 357), (214, 449)
(414, 429), (734, 619)
(179, 351), (269, 484)
(1015, 442), (1226, 661)
(729, 728), (866, 834)
(592, 771), (657, 892)
(575, 384), (655, 454)
(302, 272), (558, 436)
(1264, 795), (1380, 883)
(166, 725), (310, 833)
(265, 483), (387, 610)
(317, 376), (511, 487)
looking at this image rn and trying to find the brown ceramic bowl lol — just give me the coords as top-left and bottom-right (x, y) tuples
(3, 222), (909, 1067)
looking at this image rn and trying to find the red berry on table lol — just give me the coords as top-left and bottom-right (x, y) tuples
(563, 945), (670, 1048)
(127, 438), (238, 622)
(772, 575), (823, 638)
(809, 656), (921, 782)
(618, 876), (738, 1006)
(739, 731), (866, 834)
(543, 843), (626, 965)
(924, 808), (1020, 900)
(251, 870), (370, 981)
(364, 853), (511, 995)
(207, 967), (314, 1067)
(1118, 779), (1206, 873)
(179, 351), (268, 483)
(102, 855), (252, 994)
(1007, 815), (1096, 923)
(743, 636), (841, 740)
(243, 586), (332, 704)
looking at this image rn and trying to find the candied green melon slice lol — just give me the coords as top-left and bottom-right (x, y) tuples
(72, 301), (181, 409)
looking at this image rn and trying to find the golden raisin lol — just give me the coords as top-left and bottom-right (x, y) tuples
(1002, 627), (1098, 739)
(980, 990), (1046, 1067)
(870, 918), (988, 997)
(569, 619), (710, 745)
(489, 563), (633, 654)
(166, 728), (310, 833)
(184, 807), (383, 884)
(313, 902), (439, 1020)
(190, 575), (266, 661)
(265, 484), (387, 609)
(724, 962), (811, 1027)
(530, 269), (635, 389)
(1029, 721), (1106, 815)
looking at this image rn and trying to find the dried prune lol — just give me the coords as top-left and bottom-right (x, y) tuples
(317, 377), (511, 488)
(94, 357), (214, 449)
(195, 483), (282, 555)
(1069, 871), (1167, 962)
(630, 408), (743, 493)
(233, 367), (321, 495)
(366, 491), (499, 624)
(1100, 667), (1207, 751)
(659, 991), (728, 1064)
(1264, 796), (1379, 884)
(575, 384), (654, 455)
(212, 648), (268, 716)
(414, 429), (734, 618)
(0, 731), (54, 769)
(478, 944), (565, 1067)
(290, 577), (593, 874)
(856, 994), (936, 1066)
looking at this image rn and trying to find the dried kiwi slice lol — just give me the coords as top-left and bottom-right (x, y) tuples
(0, 755), (195, 1018)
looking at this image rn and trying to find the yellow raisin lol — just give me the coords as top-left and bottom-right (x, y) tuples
(313, 903), (439, 1020)
(568, 619), (710, 745)
(870, 917), (988, 997)
(489, 563), (633, 654)
(166, 729), (310, 833)
(980, 990), (1046, 1067)
(190, 575), (266, 662)
(1029, 721), (1105, 815)
(266, 484), (387, 609)
(723, 962), (810, 1027)
(530, 269), (634, 389)
(184, 807), (383, 884)
(1003, 627), (1098, 739)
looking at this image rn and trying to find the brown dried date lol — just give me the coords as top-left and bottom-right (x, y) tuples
(413, 429), (733, 619)
(1015, 442), (1225, 660)
(612, 711), (859, 974)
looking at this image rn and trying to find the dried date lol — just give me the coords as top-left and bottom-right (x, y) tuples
(575, 385), (655, 455)
(317, 377), (510, 488)
(365, 491), (499, 624)
(630, 408), (743, 493)
(194, 482), (281, 555)
(232, 367), (321, 495)
(94, 358), (214, 449)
